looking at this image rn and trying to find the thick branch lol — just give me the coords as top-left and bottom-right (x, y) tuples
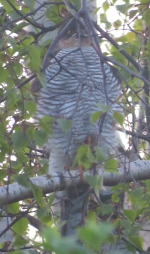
(1, 160), (150, 206)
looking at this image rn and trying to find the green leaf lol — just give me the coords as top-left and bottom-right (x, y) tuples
(86, 175), (103, 196)
(32, 184), (43, 207)
(100, 204), (114, 215)
(7, 202), (20, 214)
(0, 170), (7, 182)
(14, 235), (28, 247)
(92, 111), (103, 123)
(11, 131), (28, 150)
(34, 129), (48, 147)
(12, 218), (29, 237)
(133, 19), (143, 32)
(39, 115), (53, 134)
(121, 219), (131, 234)
(37, 207), (48, 219)
(103, 1), (109, 12)
(112, 191), (121, 203)
(129, 236), (144, 252)
(57, 119), (73, 133)
(113, 19), (122, 29)
(48, 193), (55, 208)
(41, 214), (52, 224)
(116, 4), (133, 15)
(0, 66), (9, 83)
(146, 179), (150, 193)
(144, 9), (150, 26)
(129, 10), (138, 19)
(95, 146), (109, 162)
(105, 158), (118, 172)
(26, 100), (37, 115)
(37, 72), (47, 88)
(98, 103), (112, 112)
(13, 62), (23, 76)
(28, 45), (41, 72)
(125, 32), (135, 43)
(1, 0), (16, 13)
(78, 221), (113, 250)
(13, 22), (28, 33)
(124, 209), (136, 222)
(45, 5), (63, 24)
(113, 111), (124, 127)
(24, 0), (35, 10)
(15, 174), (31, 188)
(73, 145), (94, 169)
(119, 43), (130, 51)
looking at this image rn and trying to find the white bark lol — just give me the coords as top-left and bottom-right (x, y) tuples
(0, 160), (150, 207)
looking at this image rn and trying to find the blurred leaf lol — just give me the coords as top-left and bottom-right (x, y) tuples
(0, 170), (7, 182)
(48, 193), (55, 208)
(129, 10), (138, 19)
(113, 111), (124, 126)
(11, 131), (28, 150)
(26, 100), (37, 115)
(32, 184), (43, 207)
(144, 9), (150, 26)
(73, 145), (94, 169)
(98, 103), (112, 112)
(12, 218), (29, 237)
(146, 179), (150, 193)
(24, 0), (35, 10)
(133, 19), (143, 32)
(78, 221), (113, 250)
(45, 5), (63, 24)
(13, 22), (28, 33)
(95, 146), (109, 162)
(28, 45), (41, 72)
(92, 111), (103, 123)
(113, 19), (122, 29)
(0, 66), (9, 82)
(119, 43), (130, 51)
(37, 72), (47, 88)
(15, 174), (31, 188)
(1, 0), (16, 13)
(100, 204), (114, 215)
(105, 159), (118, 172)
(39, 115), (53, 134)
(124, 209), (136, 222)
(129, 236), (144, 252)
(116, 4), (133, 14)
(34, 129), (48, 147)
(14, 235), (28, 247)
(103, 1), (109, 12)
(86, 175), (103, 196)
(7, 202), (20, 214)
(57, 119), (73, 133)
(13, 62), (23, 76)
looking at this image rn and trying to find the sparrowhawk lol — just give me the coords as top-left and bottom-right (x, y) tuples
(35, 16), (122, 237)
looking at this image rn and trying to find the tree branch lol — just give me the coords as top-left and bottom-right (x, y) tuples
(1, 160), (150, 206)
(104, 55), (150, 88)
(93, 22), (141, 72)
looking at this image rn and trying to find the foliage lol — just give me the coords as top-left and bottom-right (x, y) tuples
(0, 0), (150, 253)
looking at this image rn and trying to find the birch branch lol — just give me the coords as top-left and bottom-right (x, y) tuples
(1, 160), (150, 206)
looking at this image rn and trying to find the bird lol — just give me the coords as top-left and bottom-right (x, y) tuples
(35, 16), (122, 238)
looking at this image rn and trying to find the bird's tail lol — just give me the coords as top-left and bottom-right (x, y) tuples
(61, 186), (89, 237)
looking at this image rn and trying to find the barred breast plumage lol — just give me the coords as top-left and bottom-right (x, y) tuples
(36, 46), (122, 237)
(36, 47), (122, 172)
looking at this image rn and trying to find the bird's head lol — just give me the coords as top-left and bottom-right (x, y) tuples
(58, 17), (93, 49)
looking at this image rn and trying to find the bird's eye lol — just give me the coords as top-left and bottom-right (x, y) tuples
(67, 29), (75, 34)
